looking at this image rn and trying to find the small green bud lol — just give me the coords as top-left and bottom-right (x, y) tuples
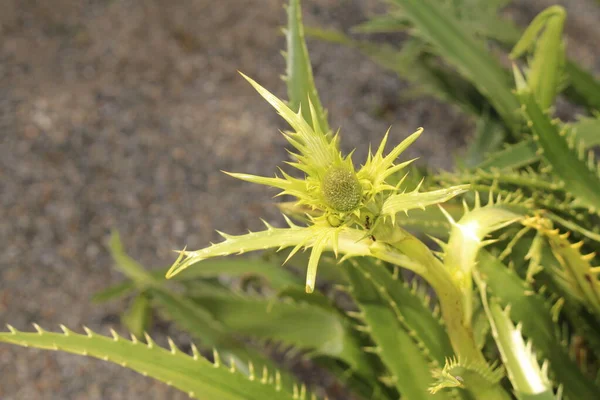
(321, 167), (362, 212)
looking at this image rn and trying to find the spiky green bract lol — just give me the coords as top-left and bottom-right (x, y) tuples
(241, 73), (341, 175)
(477, 278), (556, 400)
(0, 326), (307, 400)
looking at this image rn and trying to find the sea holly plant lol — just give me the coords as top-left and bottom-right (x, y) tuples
(166, 73), (469, 294)
(2, 1), (600, 399)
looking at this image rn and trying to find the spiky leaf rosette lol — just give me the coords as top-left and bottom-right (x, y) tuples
(167, 75), (467, 292)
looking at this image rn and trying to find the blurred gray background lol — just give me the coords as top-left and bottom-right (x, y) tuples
(1, 0), (598, 398)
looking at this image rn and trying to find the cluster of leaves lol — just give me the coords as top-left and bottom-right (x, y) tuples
(2, 1), (600, 399)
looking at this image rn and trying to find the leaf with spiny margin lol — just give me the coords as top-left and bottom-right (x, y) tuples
(349, 258), (454, 365)
(429, 357), (506, 398)
(477, 279), (556, 400)
(514, 75), (600, 212)
(381, 185), (470, 224)
(478, 107), (600, 171)
(477, 250), (600, 399)
(284, 0), (329, 133)
(510, 6), (566, 111)
(147, 288), (298, 389)
(107, 233), (296, 383)
(345, 260), (454, 400)
(390, 0), (520, 135)
(523, 216), (600, 319)
(0, 326), (302, 400)
(121, 293), (153, 339)
(191, 292), (372, 378)
(166, 222), (373, 292)
(241, 73), (341, 175)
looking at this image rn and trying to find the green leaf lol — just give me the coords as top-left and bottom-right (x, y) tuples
(93, 257), (300, 303)
(477, 250), (600, 399)
(477, 116), (600, 170)
(121, 293), (153, 339)
(477, 278), (556, 400)
(92, 280), (135, 303)
(515, 83), (600, 212)
(462, 115), (508, 168)
(345, 260), (454, 400)
(146, 288), (292, 384)
(0, 326), (302, 400)
(348, 258), (454, 364)
(381, 185), (469, 224)
(351, 14), (409, 34)
(390, 0), (520, 135)
(166, 222), (373, 293)
(523, 216), (600, 319)
(429, 357), (506, 399)
(285, 0), (329, 132)
(510, 6), (566, 111)
(307, 27), (492, 119)
(191, 292), (372, 377)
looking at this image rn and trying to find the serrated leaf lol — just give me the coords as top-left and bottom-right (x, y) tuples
(0, 326), (302, 400)
(285, 0), (329, 132)
(478, 250), (600, 399)
(390, 0), (520, 135)
(429, 357), (506, 398)
(523, 216), (600, 319)
(348, 258), (454, 364)
(381, 185), (469, 223)
(166, 223), (372, 291)
(191, 292), (372, 377)
(146, 288), (295, 385)
(477, 279), (555, 400)
(345, 260), (454, 400)
(516, 85), (600, 211)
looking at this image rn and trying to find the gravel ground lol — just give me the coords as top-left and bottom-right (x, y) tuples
(1, 0), (598, 399)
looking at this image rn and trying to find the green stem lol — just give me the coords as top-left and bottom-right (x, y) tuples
(370, 225), (510, 400)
